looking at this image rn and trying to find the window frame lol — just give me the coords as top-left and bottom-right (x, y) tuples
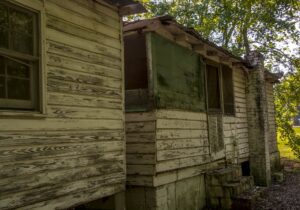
(0, 0), (43, 113)
(205, 59), (235, 116)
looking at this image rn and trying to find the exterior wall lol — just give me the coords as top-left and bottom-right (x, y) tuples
(0, 0), (124, 209)
(233, 68), (250, 162)
(126, 112), (156, 186)
(125, 38), (252, 210)
(223, 67), (249, 165)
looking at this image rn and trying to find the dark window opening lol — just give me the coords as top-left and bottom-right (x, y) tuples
(222, 64), (234, 114)
(241, 161), (250, 176)
(206, 64), (221, 111)
(124, 33), (149, 111)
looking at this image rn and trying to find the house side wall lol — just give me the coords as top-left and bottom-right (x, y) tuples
(233, 68), (250, 162)
(155, 110), (210, 176)
(0, 0), (125, 209)
(126, 112), (156, 186)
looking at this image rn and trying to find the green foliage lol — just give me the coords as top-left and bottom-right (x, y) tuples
(132, 0), (300, 72)
(275, 64), (300, 159)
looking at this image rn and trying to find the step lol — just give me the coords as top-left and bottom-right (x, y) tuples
(223, 176), (254, 197)
(231, 186), (266, 210)
(206, 165), (242, 186)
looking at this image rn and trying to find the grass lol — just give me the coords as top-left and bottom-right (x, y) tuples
(278, 127), (300, 160)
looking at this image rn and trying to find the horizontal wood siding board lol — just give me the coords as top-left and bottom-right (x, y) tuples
(46, 41), (121, 70)
(0, 141), (123, 163)
(0, 131), (123, 147)
(0, 119), (123, 131)
(126, 112), (157, 122)
(71, 0), (119, 20)
(156, 119), (207, 130)
(45, 1), (119, 39)
(156, 154), (211, 173)
(126, 133), (156, 143)
(125, 121), (156, 133)
(157, 147), (210, 161)
(47, 53), (122, 79)
(126, 175), (153, 186)
(18, 184), (123, 210)
(0, 152), (123, 178)
(156, 110), (207, 121)
(156, 138), (209, 150)
(0, 161), (124, 194)
(47, 66), (121, 89)
(47, 93), (122, 110)
(47, 79), (121, 99)
(156, 129), (208, 140)
(126, 143), (156, 154)
(127, 154), (156, 165)
(1, 173), (124, 210)
(46, 27), (121, 59)
(47, 0), (120, 30)
(47, 105), (123, 119)
(47, 14), (121, 50)
(127, 165), (155, 175)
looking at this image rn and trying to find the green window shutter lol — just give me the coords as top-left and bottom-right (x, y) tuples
(151, 33), (206, 111)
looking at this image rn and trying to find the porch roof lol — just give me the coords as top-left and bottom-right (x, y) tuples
(124, 15), (281, 83)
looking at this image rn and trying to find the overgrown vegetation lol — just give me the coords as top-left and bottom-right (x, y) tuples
(275, 67), (300, 159)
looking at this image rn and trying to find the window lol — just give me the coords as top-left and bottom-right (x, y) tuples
(222, 65), (234, 114)
(206, 64), (221, 111)
(0, 1), (39, 110)
(206, 62), (234, 115)
(151, 33), (205, 111)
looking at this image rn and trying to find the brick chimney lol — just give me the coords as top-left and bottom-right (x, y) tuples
(245, 51), (271, 186)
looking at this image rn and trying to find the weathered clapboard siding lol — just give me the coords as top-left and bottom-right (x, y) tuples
(155, 110), (210, 176)
(266, 83), (278, 154)
(0, 0), (124, 209)
(233, 68), (250, 161)
(223, 116), (237, 164)
(126, 112), (157, 186)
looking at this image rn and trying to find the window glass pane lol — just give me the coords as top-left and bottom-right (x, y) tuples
(222, 65), (234, 114)
(0, 56), (4, 75)
(0, 27), (8, 48)
(7, 59), (30, 78)
(10, 9), (33, 34)
(0, 76), (5, 98)
(7, 78), (30, 100)
(11, 32), (33, 54)
(0, 4), (8, 25)
(207, 65), (221, 110)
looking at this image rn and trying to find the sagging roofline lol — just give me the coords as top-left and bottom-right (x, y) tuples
(124, 15), (281, 83)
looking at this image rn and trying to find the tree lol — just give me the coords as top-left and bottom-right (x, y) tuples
(135, 0), (299, 71)
(275, 62), (300, 159)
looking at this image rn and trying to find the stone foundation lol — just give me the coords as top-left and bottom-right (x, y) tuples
(126, 175), (206, 210)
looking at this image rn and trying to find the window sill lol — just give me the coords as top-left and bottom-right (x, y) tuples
(0, 110), (47, 119)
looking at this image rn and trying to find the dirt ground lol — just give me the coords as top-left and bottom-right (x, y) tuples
(254, 159), (300, 210)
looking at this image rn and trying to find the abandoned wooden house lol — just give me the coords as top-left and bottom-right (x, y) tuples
(0, 0), (145, 209)
(124, 16), (281, 210)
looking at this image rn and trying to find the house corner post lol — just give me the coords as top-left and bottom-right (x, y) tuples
(245, 51), (271, 186)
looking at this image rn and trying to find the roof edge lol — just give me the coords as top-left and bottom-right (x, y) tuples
(103, 0), (146, 15)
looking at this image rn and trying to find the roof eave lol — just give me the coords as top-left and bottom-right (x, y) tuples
(103, 0), (146, 16)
